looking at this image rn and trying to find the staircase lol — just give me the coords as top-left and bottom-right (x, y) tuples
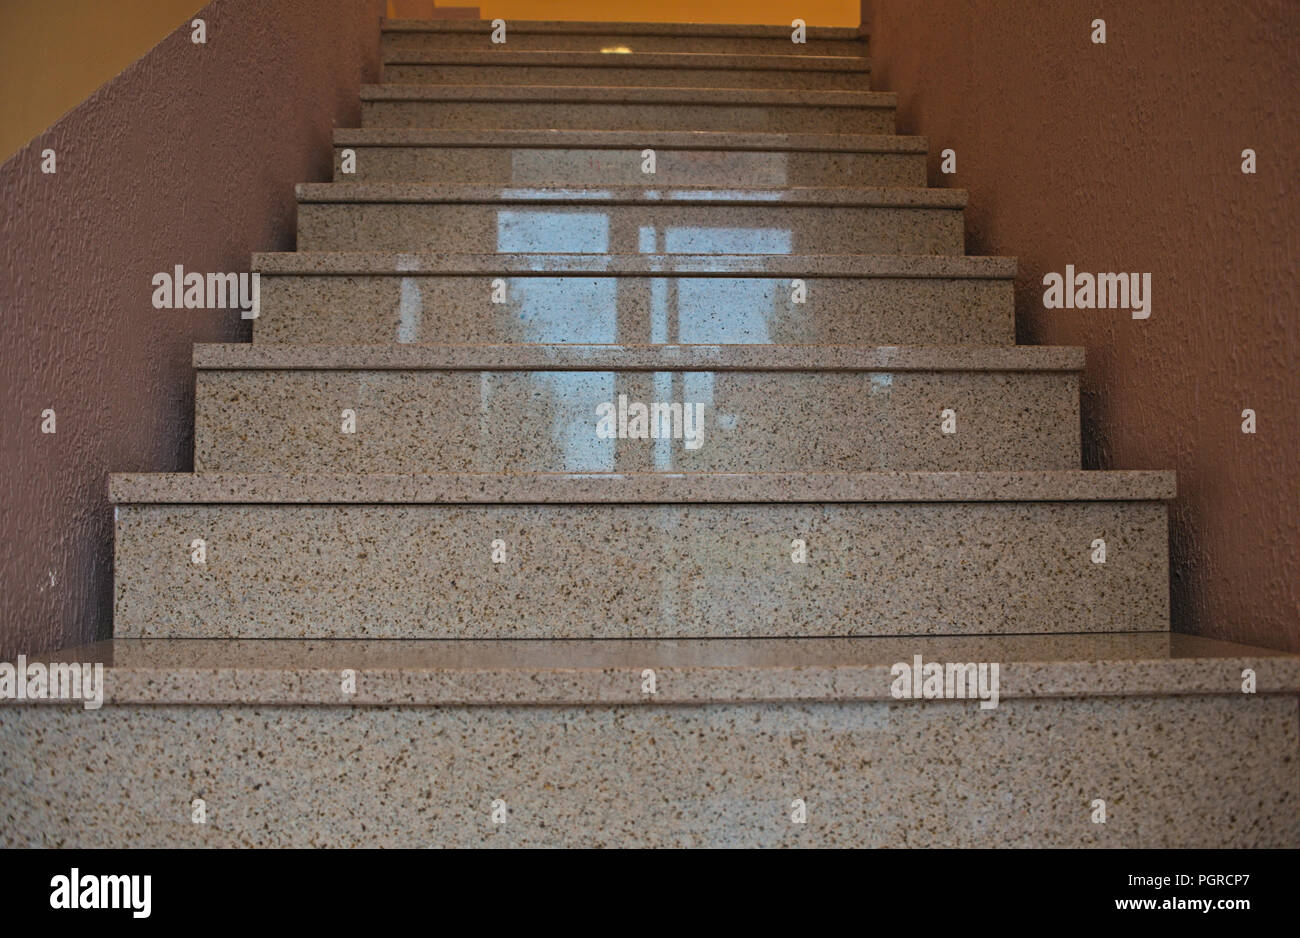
(3, 18), (1299, 848)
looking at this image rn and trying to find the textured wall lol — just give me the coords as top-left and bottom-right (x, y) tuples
(0, 0), (383, 657)
(863, 0), (1299, 651)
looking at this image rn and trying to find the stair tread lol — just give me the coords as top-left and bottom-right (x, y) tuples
(361, 83), (890, 105)
(381, 19), (866, 40)
(108, 470), (1175, 504)
(382, 50), (870, 70)
(294, 183), (965, 207)
(253, 251), (1009, 276)
(193, 343), (1082, 371)
(333, 128), (923, 151)
(15, 634), (1296, 705)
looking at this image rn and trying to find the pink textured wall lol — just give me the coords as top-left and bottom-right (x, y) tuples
(863, 0), (1299, 650)
(0, 0), (382, 657)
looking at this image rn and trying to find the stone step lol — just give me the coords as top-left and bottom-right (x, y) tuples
(191, 344), (1082, 473)
(332, 129), (926, 186)
(381, 19), (870, 56)
(382, 50), (871, 90)
(108, 471), (1172, 639)
(252, 252), (1014, 346)
(359, 85), (895, 133)
(7, 633), (1297, 846)
(294, 184), (966, 254)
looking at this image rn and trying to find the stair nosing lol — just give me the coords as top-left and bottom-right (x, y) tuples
(192, 344), (1081, 372)
(293, 183), (965, 208)
(381, 50), (871, 71)
(359, 83), (894, 106)
(380, 19), (868, 41)
(27, 634), (1300, 707)
(331, 129), (924, 152)
(252, 252), (1011, 277)
(108, 470), (1177, 505)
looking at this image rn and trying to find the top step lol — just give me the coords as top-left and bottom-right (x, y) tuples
(381, 19), (869, 55)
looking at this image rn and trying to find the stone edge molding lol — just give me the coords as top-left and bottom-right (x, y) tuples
(252, 251), (1011, 276)
(107, 470), (1177, 504)
(4, 634), (1296, 706)
(331, 129), (925, 152)
(190, 343), (1081, 371)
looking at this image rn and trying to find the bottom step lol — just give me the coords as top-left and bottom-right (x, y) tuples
(2, 634), (1297, 847)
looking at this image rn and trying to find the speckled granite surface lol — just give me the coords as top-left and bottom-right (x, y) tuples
(196, 342), (1066, 370)
(111, 499), (1168, 638)
(192, 363), (1081, 473)
(292, 187), (968, 262)
(254, 251), (1003, 275)
(362, 84), (889, 106)
(380, 19), (866, 39)
(332, 129), (927, 153)
(380, 20), (867, 56)
(295, 183), (964, 206)
(382, 49), (871, 70)
(297, 202), (964, 254)
(107, 469), (1177, 503)
(382, 50), (871, 91)
(2, 694), (1295, 847)
(336, 145), (922, 187)
(9, 633), (1298, 705)
(255, 271), (1012, 345)
(362, 99), (890, 134)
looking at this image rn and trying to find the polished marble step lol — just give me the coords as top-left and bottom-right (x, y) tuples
(11, 633), (1291, 846)
(109, 471), (1172, 639)
(380, 19), (870, 56)
(192, 344), (1082, 473)
(252, 252), (1013, 346)
(381, 50), (871, 90)
(332, 129), (926, 186)
(294, 184), (966, 254)
(360, 85), (894, 134)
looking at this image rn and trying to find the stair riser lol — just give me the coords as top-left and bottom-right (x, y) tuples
(4, 695), (1293, 847)
(296, 203), (965, 254)
(361, 101), (892, 133)
(113, 501), (1166, 638)
(193, 369), (1079, 473)
(333, 146), (925, 186)
(381, 34), (868, 55)
(255, 274), (1014, 345)
(383, 63), (870, 90)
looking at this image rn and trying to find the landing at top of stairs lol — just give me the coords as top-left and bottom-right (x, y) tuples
(381, 19), (868, 40)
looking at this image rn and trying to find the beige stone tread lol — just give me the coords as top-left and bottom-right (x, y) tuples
(381, 19), (867, 41)
(253, 251), (1008, 276)
(108, 470), (1176, 504)
(293, 182), (965, 207)
(380, 50), (871, 72)
(11, 634), (1297, 706)
(359, 84), (891, 106)
(332, 128), (922, 152)
(191, 343), (1082, 371)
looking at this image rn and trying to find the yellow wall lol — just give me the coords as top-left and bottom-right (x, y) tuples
(1, 0), (859, 161)
(0, 0), (204, 162)
(480, 1), (859, 26)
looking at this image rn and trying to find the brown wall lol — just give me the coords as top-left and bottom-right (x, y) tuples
(0, 0), (383, 657)
(863, 0), (1299, 650)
